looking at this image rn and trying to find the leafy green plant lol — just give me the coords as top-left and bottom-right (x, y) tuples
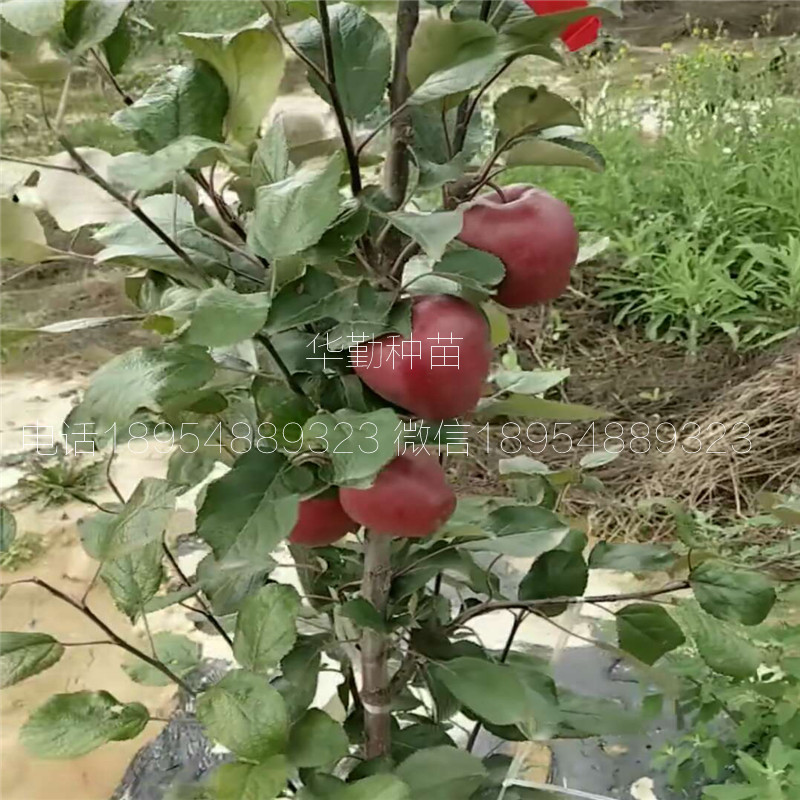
(0, 2), (789, 798)
(14, 446), (106, 508)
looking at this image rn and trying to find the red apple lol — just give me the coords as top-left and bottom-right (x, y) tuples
(458, 184), (578, 308)
(288, 494), (358, 547)
(339, 449), (456, 538)
(352, 294), (492, 420)
(525, 1), (601, 52)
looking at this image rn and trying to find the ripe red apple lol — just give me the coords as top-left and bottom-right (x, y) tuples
(458, 184), (579, 309)
(352, 294), (492, 420)
(288, 494), (358, 547)
(339, 449), (456, 539)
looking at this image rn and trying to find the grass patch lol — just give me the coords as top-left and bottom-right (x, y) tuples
(506, 41), (800, 353)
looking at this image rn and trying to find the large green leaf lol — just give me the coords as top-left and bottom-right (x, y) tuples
(429, 658), (529, 726)
(676, 603), (762, 679)
(211, 757), (288, 800)
(616, 604), (685, 666)
(0, 633), (64, 688)
(0, 504), (16, 552)
(394, 746), (486, 800)
(78, 478), (176, 560)
(196, 553), (274, 617)
(301, 408), (400, 488)
(102, 13), (130, 74)
(98, 540), (163, 620)
(123, 632), (200, 686)
(113, 63), (228, 153)
(383, 209), (463, 262)
(253, 119), (291, 186)
(234, 583), (301, 673)
(0, 197), (52, 264)
(196, 670), (288, 761)
(290, 3), (391, 121)
(505, 136), (605, 172)
(518, 549), (588, 616)
(403, 248), (505, 295)
(588, 542), (677, 572)
(408, 18), (501, 107)
(63, 0), (129, 54)
(491, 368), (570, 396)
(265, 267), (353, 334)
(180, 18), (284, 144)
(67, 343), (215, 433)
(248, 153), (344, 261)
(20, 691), (148, 759)
(690, 561), (776, 626)
(182, 285), (271, 348)
(333, 775), (410, 800)
(196, 449), (304, 562)
(460, 505), (568, 557)
(494, 85), (583, 140)
(276, 636), (323, 722)
(109, 136), (226, 192)
(0, 0), (63, 35)
(288, 708), (349, 768)
(325, 282), (408, 346)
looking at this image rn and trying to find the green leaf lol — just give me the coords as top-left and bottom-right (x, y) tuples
(234, 583), (301, 673)
(211, 757), (288, 800)
(181, 285), (270, 348)
(332, 775), (410, 800)
(113, 63), (228, 153)
(180, 18), (284, 144)
(123, 632), (200, 686)
(248, 153), (344, 261)
(492, 368), (570, 395)
(403, 248), (505, 295)
(556, 690), (641, 737)
(288, 709), (349, 768)
(690, 561), (776, 626)
(196, 670), (288, 761)
(500, 5), (614, 54)
(20, 691), (148, 759)
(340, 598), (388, 632)
(196, 449), (304, 564)
(0, 504), (17, 552)
(579, 448), (621, 468)
(78, 478), (176, 560)
(265, 267), (352, 334)
(196, 553), (274, 617)
(63, 0), (129, 54)
(518, 550), (588, 616)
(588, 542), (677, 572)
(505, 136), (605, 172)
(615, 604), (685, 665)
(483, 303), (510, 347)
(109, 136), (227, 192)
(408, 18), (501, 107)
(290, 3), (391, 121)
(253, 119), (291, 186)
(301, 408), (400, 488)
(166, 447), (219, 488)
(394, 746), (486, 800)
(0, 197), (53, 264)
(429, 658), (529, 726)
(0, 0), (63, 36)
(383, 209), (463, 262)
(99, 540), (163, 620)
(476, 394), (608, 421)
(67, 344), (215, 433)
(494, 85), (583, 140)
(102, 13), (130, 74)
(143, 584), (201, 613)
(0, 633), (64, 688)
(276, 636), (323, 722)
(461, 505), (568, 557)
(497, 456), (551, 477)
(325, 282), (407, 346)
(677, 603), (762, 679)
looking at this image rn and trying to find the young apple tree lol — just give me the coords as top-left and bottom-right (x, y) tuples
(0, 1), (780, 798)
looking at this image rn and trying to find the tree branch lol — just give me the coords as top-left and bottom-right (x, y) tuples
(360, 533), (393, 759)
(316, 0), (362, 196)
(6, 578), (194, 694)
(382, 0), (419, 208)
(450, 581), (691, 630)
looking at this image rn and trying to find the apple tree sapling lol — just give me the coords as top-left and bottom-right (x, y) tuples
(0, 1), (782, 798)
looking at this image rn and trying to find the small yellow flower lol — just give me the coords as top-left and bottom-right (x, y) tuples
(661, 42), (673, 52)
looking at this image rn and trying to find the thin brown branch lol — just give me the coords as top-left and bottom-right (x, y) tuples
(90, 47), (133, 105)
(382, 0), (419, 208)
(450, 581), (691, 629)
(7, 578), (194, 693)
(316, 0), (362, 196)
(0, 154), (79, 174)
(453, 60), (513, 153)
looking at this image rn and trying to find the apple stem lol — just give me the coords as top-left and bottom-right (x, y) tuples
(360, 531), (393, 758)
(487, 180), (509, 203)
